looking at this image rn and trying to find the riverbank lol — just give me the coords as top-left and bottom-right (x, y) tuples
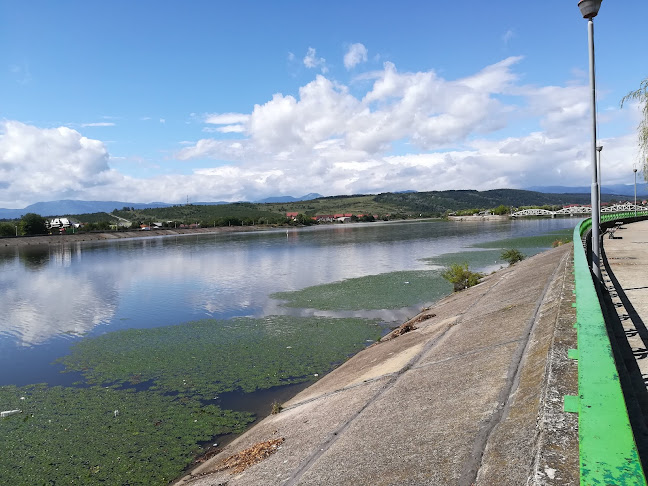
(0, 218), (443, 248)
(0, 225), (275, 247)
(177, 244), (579, 485)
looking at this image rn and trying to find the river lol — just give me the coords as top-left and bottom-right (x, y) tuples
(0, 218), (576, 387)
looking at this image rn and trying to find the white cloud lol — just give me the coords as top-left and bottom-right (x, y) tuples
(205, 113), (250, 125)
(1, 57), (642, 207)
(344, 43), (368, 69)
(81, 122), (116, 127)
(502, 29), (515, 45)
(0, 121), (120, 208)
(303, 47), (328, 73)
(172, 57), (641, 200)
(202, 125), (246, 134)
(218, 125), (245, 133)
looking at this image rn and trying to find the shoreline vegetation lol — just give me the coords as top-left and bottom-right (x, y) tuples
(0, 218), (449, 248)
(0, 225), (279, 247)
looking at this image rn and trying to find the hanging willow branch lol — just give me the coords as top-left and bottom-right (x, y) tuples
(621, 77), (648, 181)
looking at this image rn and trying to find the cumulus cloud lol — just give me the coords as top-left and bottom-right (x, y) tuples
(172, 56), (640, 201)
(203, 125), (246, 134)
(1, 56), (641, 207)
(303, 47), (328, 73)
(344, 43), (368, 69)
(0, 121), (119, 207)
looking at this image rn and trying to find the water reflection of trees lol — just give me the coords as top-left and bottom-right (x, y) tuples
(18, 246), (50, 270)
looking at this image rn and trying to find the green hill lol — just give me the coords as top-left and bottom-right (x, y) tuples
(58, 189), (606, 227)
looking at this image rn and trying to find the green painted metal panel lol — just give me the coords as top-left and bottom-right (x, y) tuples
(573, 219), (647, 485)
(564, 394), (580, 413)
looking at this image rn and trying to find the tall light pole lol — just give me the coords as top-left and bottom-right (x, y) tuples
(578, 0), (603, 280)
(597, 145), (603, 214)
(634, 164), (638, 217)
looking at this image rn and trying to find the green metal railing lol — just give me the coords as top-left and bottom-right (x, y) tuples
(568, 215), (648, 484)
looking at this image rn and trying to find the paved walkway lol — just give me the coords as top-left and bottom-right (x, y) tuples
(603, 219), (648, 347)
(601, 219), (648, 450)
(176, 245), (579, 486)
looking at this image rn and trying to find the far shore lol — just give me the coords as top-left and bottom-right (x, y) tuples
(0, 216), (511, 248)
(0, 225), (274, 248)
(0, 219), (426, 248)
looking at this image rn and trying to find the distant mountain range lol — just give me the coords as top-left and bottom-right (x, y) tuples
(2, 187), (646, 220)
(0, 193), (324, 219)
(254, 193), (322, 203)
(525, 184), (648, 198)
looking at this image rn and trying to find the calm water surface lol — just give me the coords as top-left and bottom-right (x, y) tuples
(0, 218), (577, 386)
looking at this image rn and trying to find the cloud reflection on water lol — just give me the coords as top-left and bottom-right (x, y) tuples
(0, 219), (576, 350)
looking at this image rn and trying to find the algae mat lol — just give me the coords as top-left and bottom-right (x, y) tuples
(0, 316), (381, 485)
(272, 269), (451, 310)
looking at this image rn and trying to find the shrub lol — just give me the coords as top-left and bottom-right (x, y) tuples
(441, 263), (482, 292)
(501, 248), (525, 266)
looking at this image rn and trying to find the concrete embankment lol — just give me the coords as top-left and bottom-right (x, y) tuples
(177, 244), (579, 486)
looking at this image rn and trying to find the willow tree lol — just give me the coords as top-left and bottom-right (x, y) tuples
(621, 77), (648, 180)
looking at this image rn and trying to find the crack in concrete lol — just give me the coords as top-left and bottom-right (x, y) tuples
(461, 251), (570, 486)
(284, 270), (514, 486)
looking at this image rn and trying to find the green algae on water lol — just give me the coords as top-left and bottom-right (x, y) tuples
(271, 270), (451, 310)
(61, 316), (382, 399)
(471, 229), (573, 250)
(0, 384), (252, 486)
(422, 249), (506, 271)
(0, 315), (381, 485)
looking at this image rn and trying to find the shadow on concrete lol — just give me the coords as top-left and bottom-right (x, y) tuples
(600, 246), (648, 469)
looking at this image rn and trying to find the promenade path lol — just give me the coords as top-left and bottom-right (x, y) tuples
(176, 245), (579, 486)
(603, 219), (648, 352)
(601, 219), (648, 455)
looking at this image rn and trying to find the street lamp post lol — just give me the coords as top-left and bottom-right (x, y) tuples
(578, 0), (603, 280)
(597, 145), (603, 214)
(634, 164), (638, 217)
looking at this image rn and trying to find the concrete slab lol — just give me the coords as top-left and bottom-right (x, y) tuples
(179, 377), (392, 486)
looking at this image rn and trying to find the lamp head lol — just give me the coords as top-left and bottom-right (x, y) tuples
(596, 145), (603, 152)
(578, 0), (602, 19)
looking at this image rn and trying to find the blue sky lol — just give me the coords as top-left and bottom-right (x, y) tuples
(1, 0), (646, 208)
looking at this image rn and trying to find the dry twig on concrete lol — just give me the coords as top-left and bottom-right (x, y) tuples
(213, 438), (285, 474)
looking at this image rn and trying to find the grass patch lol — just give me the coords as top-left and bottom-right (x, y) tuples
(271, 270), (451, 310)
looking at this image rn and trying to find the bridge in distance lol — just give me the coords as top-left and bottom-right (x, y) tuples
(511, 203), (645, 218)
